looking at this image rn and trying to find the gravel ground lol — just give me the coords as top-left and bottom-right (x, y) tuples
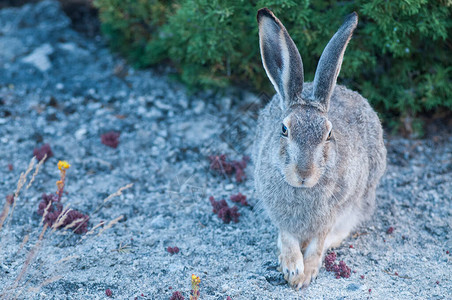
(0, 1), (451, 299)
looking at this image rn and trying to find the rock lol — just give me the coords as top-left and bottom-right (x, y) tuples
(192, 100), (205, 114)
(58, 42), (90, 56)
(137, 106), (146, 116)
(0, 37), (26, 61)
(225, 184), (234, 191)
(150, 146), (160, 156)
(21, 44), (54, 72)
(75, 128), (87, 141)
(154, 100), (172, 111)
(150, 215), (167, 229)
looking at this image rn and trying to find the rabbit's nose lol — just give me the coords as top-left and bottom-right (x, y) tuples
(295, 165), (313, 179)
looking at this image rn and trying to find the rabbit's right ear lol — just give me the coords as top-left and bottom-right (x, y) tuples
(258, 8), (304, 109)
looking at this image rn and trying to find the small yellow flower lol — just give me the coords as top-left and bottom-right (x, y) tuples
(58, 161), (71, 171)
(191, 274), (200, 285)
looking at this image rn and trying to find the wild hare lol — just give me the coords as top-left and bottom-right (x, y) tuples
(252, 8), (386, 289)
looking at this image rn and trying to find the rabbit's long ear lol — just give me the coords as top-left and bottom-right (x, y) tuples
(311, 12), (358, 111)
(258, 8), (304, 109)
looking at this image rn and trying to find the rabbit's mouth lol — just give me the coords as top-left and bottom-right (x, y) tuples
(283, 165), (320, 188)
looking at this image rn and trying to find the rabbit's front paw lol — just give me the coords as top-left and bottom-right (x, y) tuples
(278, 251), (305, 288)
(298, 256), (320, 289)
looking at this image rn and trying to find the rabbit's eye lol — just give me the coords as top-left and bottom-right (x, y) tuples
(327, 129), (332, 140)
(281, 124), (288, 137)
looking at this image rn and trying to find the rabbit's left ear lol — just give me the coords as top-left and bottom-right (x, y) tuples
(258, 8), (304, 109)
(310, 12), (358, 111)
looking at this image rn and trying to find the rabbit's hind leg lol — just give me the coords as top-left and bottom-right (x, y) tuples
(277, 230), (305, 289)
(324, 205), (361, 250)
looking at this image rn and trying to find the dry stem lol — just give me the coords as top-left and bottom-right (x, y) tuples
(26, 155), (47, 189)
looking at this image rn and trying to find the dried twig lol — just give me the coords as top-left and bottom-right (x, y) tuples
(16, 234), (29, 255)
(83, 221), (106, 237)
(352, 232), (368, 238)
(55, 255), (79, 265)
(14, 157), (36, 199)
(111, 242), (133, 254)
(4, 158), (36, 232)
(62, 218), (85, 231)
(51, 207), (72, 232)
(97, 215), (124, 237)
(383, 269), (412, 279)
(102, 183), (133, 203)
(0, 197), (12, 232)
(40, 201), (53, 227)
(26, 155), (47, 189)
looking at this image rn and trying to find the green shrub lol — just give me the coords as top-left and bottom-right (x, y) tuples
(94, 0), (452, 128)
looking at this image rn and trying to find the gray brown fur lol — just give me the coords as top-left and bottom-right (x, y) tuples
(253, 8), (386, 288)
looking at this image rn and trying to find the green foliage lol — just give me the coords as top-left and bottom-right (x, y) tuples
(94, 0), (174, 66)
(94, 0), (452, 126)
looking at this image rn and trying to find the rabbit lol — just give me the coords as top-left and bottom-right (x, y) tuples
(252, 8), (387, 289)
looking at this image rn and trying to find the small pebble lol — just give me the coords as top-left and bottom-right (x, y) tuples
(225, 184), (234, 191)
